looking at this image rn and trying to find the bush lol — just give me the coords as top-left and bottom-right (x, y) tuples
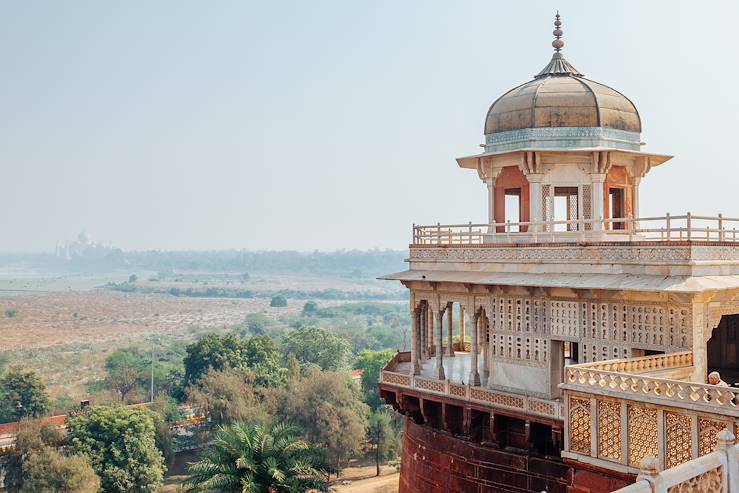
(5, 308), (17, 318)
(270, 295), (288, 307)
(302, 301), (318, 315)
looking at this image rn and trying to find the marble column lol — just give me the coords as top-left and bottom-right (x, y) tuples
(528, 174), (543, 232)
(459, 306), (466, 348)
(469, 311), (480, 386)
(591, 174), (606, 231)
(481, 314), (489, 385)
(447, 303), (455, 357)
(487, 178), (495, 227)
(411, 307), (420, 375)
(419, 305), (426, 361)
(428, 306), (434, 355)
(435, 309), (445, 380)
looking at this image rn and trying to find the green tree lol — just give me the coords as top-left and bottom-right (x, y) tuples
(68, 406), (165, 493)
(0, 367), (50, 423)
(280, 369), (368, 473)
(186, 367), (271, 428)
(128, 274), (138, 283)
(20, 449), (100, 493)
(243, 335), (286, 387)
(302, 301), (318, 315)
(280, 327), (352, 371)
(105, 348), (147, 402)
(2, 420), (67, 491)
(270, 295), (288, 307)
(183, 333), (246, 386)
(367, 409), (400, 477)
(353, 349), (395, 410)
(242, 313), (273, 336)
(185, 422), (329, 493)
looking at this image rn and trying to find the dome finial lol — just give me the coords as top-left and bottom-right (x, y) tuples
(552, 11), (564, 52)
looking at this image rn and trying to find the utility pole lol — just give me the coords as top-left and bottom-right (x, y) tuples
(150, 342), (155, 403)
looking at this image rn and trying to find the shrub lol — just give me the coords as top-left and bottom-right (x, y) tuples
(5, 308), (17, 318)
(270, 295), (288, 307)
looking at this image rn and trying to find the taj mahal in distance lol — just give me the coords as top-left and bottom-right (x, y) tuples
(379, 12), (739, 493)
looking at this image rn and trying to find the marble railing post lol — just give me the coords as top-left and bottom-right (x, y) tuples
(435, 309), (445, 380)
(447, 303), (455, 357)
(469, 311), (481, 386)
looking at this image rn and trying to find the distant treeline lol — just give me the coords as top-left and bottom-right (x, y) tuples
(106, 282), (407, 301)
(0, 249), (407, 277)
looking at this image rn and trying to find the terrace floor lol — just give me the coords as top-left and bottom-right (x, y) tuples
(394, 352), (485, 384)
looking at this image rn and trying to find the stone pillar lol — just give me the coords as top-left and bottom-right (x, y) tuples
(411, 307), (420, 375)
(481, 314), (490, 385)
(528, 174), (543, 232)
(469, 310), (481, 386)
(447, 303), (455, 357)
(487, 178), (495, 227)
(428, 305), (434, 355)
(419, 305), (427, 361)
(591, 174), (606, 231)
(435, 309), (445, 380)
(459, 306), (466, 348)
(692, 301), (708, 383)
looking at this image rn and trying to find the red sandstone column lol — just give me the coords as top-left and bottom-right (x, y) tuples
(469, 310), (480, 386)
(435, 309), (445, 380)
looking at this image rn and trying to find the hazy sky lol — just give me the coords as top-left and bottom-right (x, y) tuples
(1, 1), (737, 253)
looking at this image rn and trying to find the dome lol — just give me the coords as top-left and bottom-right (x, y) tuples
(484, 15), (641, 138)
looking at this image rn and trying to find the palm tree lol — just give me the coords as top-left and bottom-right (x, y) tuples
(185, 422), (329, 493)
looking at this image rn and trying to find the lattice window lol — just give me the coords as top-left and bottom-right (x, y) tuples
(597, 400), (621, 461)
(568, 193), (579, 231)
(699, 418), (725, 456)
(665, 412), (692, 468)
(569, 397), (591, 455)
(542, 184), (552, 229)
(582, 184), (592, 230)
(550, 301), (580, 338)
(628, 406), (658, 466)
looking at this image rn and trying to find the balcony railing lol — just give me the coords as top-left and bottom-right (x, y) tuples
(561, 352), (739, 474)
(412, 213), (739, 245)
(381, 351), (563, 420)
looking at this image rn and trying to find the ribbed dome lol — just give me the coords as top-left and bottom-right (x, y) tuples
(484, 74), (642, 135)
(484, 13), (641, 137)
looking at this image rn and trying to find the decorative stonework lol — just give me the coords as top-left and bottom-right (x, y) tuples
(410, 244), (739, 264)
(484, 126), (641, 153)
(627, 405), (658, 466)
(569, 397), (592, 455)
(597, 400), (622, 461)
(665, 465), (723, 493)
(665, 412), (692, 468)
(699, 418), (725, 457)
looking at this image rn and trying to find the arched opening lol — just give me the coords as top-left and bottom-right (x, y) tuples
(707, 314), (739, 385)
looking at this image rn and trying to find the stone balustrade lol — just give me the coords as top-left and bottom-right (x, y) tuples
(413, 214), (739, 245)
(562, 353), (739, 474)
(380, 368), (563, 420)
(613, 430), (739, 493)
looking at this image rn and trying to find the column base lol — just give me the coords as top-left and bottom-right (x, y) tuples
(469, 371), (480, 387)
(435, 363), (446, 380)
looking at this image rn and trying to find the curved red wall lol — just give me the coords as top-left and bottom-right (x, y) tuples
(399, 418), (632, 493)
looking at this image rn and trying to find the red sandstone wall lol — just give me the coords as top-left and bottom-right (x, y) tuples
(399, 418), (632, 493)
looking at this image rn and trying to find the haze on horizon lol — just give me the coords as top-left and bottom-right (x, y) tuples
(1, 1), (737, 253)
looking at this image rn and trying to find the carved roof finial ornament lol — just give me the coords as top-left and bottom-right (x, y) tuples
(535, 11), (583, 78)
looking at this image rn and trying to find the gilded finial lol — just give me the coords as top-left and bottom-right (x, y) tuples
(552, 11), (564, 52)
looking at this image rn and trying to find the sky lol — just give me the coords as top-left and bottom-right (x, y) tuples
(1, 1), (738, 253)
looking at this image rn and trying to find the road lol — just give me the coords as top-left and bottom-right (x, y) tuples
(331, 472), (399, 493)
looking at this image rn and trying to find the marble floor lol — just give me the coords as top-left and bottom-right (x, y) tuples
(393, 352), (485, 385)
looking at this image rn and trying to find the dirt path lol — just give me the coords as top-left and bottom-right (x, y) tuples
(331, 472), (399, 493)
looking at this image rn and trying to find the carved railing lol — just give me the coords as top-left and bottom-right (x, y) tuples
(413, 213), (739, 245)
(562, 352), (739, 473)
(571, 351), (693, 374)
(380, 368), (563, 420)
(614, 430), (739, 493)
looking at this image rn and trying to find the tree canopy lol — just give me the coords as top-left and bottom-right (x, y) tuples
(186, 422), (329, 493)
(105, 348), (148, 402)
(0, 367), (50, 423)
(68, 406), (165, 493)
(183, 333), (247, 386)
(279, 369), (368, 471)
(280, 326), (352, 371)
(353, 349), (395, 410)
